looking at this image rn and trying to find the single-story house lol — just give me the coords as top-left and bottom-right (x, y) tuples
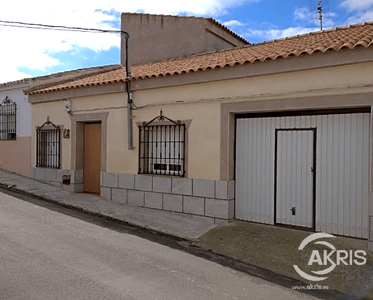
(0, 65), (121, 177)
(26, 14), (373, 250)
(0, 80), (31, 176)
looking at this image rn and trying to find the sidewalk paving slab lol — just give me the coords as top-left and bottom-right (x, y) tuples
(0, 169), (216, 240)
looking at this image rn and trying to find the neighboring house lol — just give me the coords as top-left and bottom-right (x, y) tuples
(0, 65), (120, 177)
(0, 81), (31, 176)
(26, 15), (373, 250)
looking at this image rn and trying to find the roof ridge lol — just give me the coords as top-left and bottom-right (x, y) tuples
(206, 17), (249, 44)
(122, 12), (214, 21)
(0, 64), (121, 87)
(131, 20), (373, 66)
(23, 65), (122, 93)
(248, 20), (373, 47)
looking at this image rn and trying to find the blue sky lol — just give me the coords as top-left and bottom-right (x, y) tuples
(0, 0), (372, 83)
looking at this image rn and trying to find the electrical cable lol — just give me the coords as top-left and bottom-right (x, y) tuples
(0, 20), (125, 34)
(0, 19), (136, 146)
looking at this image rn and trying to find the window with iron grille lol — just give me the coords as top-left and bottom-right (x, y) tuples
(36, 118), (61, 169)
(139, 111), (185, 176)
(0, 96), (16, 140)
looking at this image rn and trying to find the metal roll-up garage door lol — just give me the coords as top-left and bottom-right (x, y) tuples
(235, 111), (370, 238)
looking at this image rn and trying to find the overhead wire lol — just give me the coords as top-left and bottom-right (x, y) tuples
(0, 20), (125, 34)
(0, 19), (138, 128)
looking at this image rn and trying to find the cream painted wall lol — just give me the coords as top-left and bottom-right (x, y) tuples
(133, 61), (373, 107)
(129, 103), (221, 179)
(0, 137), (31, 177)
(30, 61), (373, 180)
(31, 92), (221, 179)
(31, 101), (72, 169)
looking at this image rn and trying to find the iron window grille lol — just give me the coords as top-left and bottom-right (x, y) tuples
(139, 111), (186, 176)
(0, 96), (16, 140)
(36, 117), (61, 169)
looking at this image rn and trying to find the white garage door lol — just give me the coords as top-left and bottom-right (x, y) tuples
(236, 112), (370, 238)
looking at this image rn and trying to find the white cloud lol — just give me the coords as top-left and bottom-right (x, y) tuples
(0, 0), (258, 83)
(294, 7), (311, 21)
(340, 0), (373, 12)
(294, 6), (336, 28)
(245, 27), (319, 42)
(340, 0), (373, 24)
(222, 20), (245, 27)
(242, 5), (337, 44)
(345, 10), (373, 24)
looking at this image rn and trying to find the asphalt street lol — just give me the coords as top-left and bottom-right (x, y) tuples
(0, 189), (320, 300)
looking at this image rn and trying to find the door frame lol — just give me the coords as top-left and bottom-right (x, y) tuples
(274, 128), (317, 231)
(70, 112), (108, 192)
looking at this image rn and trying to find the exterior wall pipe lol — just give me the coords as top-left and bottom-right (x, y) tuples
(122, 31), (133, 150)
(126, 80), (133, 150)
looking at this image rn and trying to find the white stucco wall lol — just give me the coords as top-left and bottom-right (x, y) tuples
(0, 84), (32, 137)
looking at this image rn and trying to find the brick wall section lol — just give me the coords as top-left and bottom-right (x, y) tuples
(101, 172), (235, 224)
(121, 13), (248, 66)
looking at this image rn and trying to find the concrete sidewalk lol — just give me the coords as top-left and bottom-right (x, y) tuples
(0, 169), (217, 240)
(3, 170), (372, 298)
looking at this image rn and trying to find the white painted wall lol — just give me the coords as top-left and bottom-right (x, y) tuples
(0, 83), (31, 137)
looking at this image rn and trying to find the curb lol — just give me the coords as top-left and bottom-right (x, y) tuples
(0, 182), (187, 242)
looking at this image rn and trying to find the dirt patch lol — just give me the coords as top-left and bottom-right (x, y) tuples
(193, 221), (373, 299)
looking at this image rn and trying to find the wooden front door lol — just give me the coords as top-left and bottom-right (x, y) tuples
(84, 123), (101, 194)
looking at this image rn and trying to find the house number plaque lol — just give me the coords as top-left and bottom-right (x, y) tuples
(63, 129), (70, 139)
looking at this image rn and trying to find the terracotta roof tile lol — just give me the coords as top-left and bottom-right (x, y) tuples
(30, 21), (373, 95)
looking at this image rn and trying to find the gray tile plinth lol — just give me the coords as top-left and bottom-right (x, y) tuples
(100, 187), (112, 200)
(205, 198), (229, 219)
(135, 175), (153, 191)
(171, 177), (192, 196)
(183, 196), (205, 216)
(119, 173), (135, 189)
(34, 168), (46, 181)
(153, 176), (172, 194)
(193, 179), (215, 198)
(128, 190), (145, 207)
(163, 194), (183, 212)
(112, 188), (128, 205)
(102, 172), (118, 188)
(145, 192), (163, 209)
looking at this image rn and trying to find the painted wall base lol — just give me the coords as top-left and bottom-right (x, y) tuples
(30, 167), (84, 193)
(0, 137), (31, 177)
